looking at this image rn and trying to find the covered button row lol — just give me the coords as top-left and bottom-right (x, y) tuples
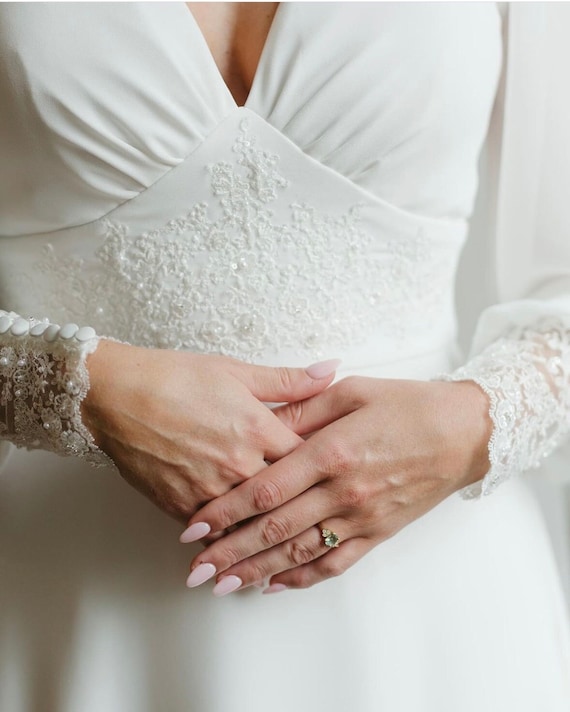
(0, 315), (97, 343)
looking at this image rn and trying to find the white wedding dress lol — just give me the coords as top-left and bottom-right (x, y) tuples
(1, 3), (570, 711)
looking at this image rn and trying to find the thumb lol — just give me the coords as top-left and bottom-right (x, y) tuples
(236, 359), (341, 403)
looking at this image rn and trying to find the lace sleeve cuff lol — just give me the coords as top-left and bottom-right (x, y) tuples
(438, 322), (570, 498)
(0, 311), (111, 466)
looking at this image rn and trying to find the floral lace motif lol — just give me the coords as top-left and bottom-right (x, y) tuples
(0, 313), (109, 465)
(33, 119), (452, 361)
(440, 321), (570, 498)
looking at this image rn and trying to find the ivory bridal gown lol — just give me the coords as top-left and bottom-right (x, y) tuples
(1, 3), (570, 711)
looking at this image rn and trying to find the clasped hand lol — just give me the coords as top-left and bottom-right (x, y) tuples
(182, 377), (492, 595)
(83, 340), (337, 521)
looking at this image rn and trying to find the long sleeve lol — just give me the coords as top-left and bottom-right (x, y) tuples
(0, 309), (110, 465)
(441, 3), (570, 498)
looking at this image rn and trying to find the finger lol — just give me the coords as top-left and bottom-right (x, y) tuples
(189, 490), (342, 575)
(265, 537), (372, 591)
(235, 359), (340, 403)
(210, 525), (329, 592)
(272, 377), (364, 435)
(257, 408), (305, 462)
(184, 439), (326, 535)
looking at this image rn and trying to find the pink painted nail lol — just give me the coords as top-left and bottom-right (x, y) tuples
(213, 575), (243, 597)
(262, 583), (288, 595)
(186, 563), (216, 588)
(179, 522), (211, 543)
(305, 359), (341, 380)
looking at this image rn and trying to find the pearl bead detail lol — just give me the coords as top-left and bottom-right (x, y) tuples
(43, 324), (61, 342)
(59, 323), (79, 340)
(30, 322), (49, 337)
(75, 326), (97, 342)
(11, 318), (30, 336)
(0, 316), (12, 334)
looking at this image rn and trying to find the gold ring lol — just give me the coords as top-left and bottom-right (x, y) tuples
(321, 528), (341, 549)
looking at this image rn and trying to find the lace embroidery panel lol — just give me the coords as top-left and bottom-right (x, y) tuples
(30, 119), (456, 361)
(0, 312), (110, 465)
(439, 320), (570, 498)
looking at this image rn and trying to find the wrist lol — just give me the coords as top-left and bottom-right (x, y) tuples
(82, 338), (129, 447)
(439, 380), (493, 492)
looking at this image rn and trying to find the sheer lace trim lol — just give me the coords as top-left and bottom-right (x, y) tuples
(441, 321), (570, 498)
(0, 313), (110, 466)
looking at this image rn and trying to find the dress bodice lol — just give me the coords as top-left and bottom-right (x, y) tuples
(0, 2), (502, 368)
(0, 2), (502, 233)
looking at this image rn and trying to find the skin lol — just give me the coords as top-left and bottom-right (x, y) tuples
(185, 378), (492, 591)
(186, 2), (279, 106)
(83, 340), (335, 522)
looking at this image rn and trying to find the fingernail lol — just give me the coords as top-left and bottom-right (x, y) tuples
(262, 583), (288, 595)
(213, 575), (243, 597)
(179, 522), (211, 543)
(186, 563), (216, 588)
(305, 359), (341, 379)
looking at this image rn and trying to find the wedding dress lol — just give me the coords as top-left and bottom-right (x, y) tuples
(1, 3), (570, 711)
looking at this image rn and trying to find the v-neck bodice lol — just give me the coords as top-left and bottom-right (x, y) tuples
(185, 2), (282, 108)
(0, 2), (502, 236)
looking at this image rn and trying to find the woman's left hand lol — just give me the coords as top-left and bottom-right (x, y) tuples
(181, 377), (492, 595)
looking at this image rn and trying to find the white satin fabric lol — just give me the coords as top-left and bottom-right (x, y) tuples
(1, 3), (570, 711)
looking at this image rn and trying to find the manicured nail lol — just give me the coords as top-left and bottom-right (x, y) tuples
(179, 522), (211, 543)
(213, 575), (243, 597)
(305, 359), (341, 379)
(186, 563), (216, 588)
(262, 583), (288, 595)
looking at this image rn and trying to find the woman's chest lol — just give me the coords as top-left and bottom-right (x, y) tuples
(185, 2), (279, 106)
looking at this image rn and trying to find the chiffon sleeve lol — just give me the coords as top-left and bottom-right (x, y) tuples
(440, 2), (570, 498)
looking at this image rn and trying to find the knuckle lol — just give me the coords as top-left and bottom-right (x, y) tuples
(157, 481), (194, 521)
(219, 545), (243, 568)
(214, 501), (237, 530)
(326, 439), (355, 475)
(288, 541), (315, 566)
(336, 376), (366, 406)
(245, 561), (270, 584)
(242, 410), (266, 445)
(259, 516), (290, 548)
(284, 400), (305, 429)
(226, 447), (251, 479)
(319, 557), (346, 579)
(340, 481), (369, 510)
(288, 568), (311, 589)
(275, 366), (295, 393)
(251, 480), (283, 512)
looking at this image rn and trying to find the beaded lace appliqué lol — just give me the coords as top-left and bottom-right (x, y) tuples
(441, 321), (570, 498)
(0, 313), (109, 464)
(33, 120), (450, 361)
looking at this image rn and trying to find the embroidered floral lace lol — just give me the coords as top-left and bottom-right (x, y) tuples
(440, 321), (570, 498)
(0, 311), (109, 465)
(22, 120), (454, 361)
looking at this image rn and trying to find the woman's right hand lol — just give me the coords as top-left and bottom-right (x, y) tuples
(81, 340), (338, 522)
